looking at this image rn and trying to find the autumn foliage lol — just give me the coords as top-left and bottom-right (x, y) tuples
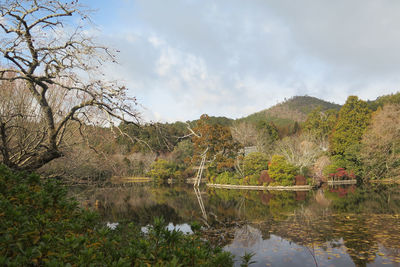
(192, 114), (241, 173)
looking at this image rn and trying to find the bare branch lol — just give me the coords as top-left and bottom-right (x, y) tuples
(0, 1), (140, 171)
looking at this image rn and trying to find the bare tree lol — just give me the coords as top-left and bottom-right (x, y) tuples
(230, 121), (276, 154)
(230, 122), (258, 147)
(275, 133), (324, 175)
(0, 0), (139, 170)
(361, 104), (400, 180)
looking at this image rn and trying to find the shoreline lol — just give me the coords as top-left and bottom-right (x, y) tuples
(207, 183), (312, 191)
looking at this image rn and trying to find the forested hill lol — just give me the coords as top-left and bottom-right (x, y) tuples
(199, 93), (400, 127)
(188, 116), (233, 127)
(236, 95), (341, 128)
(183, 96), (342, 137)
(189, 96), (341, 128)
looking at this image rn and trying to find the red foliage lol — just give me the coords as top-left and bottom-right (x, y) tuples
(329, 168), (356, 180)
(329, 185), (356, 198)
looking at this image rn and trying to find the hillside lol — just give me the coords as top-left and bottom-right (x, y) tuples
(188, 116), (234, 127)
(236, 95), (341, 128)
(367, 91), (400, 110)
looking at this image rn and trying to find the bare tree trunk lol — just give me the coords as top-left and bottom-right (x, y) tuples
(0, 1), (140, 171)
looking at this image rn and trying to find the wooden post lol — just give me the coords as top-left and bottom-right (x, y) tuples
(194, 148), (208, 188)
(194, 154), (206, 187)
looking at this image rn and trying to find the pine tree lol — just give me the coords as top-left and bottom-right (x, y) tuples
(330, 96), (371, 155)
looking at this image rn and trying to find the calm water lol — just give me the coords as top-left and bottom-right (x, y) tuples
(70, 183), (400, 267)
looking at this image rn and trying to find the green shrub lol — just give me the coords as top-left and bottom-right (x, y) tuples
(0, 165), (233, 266)
(268, 155), (298, 186)
(148, 159), (178, 182)
(323, 152), (362, 179)
(229, 178), (241, 185)
(242, 174), (260, 185)
(214, 171), (236, 184)
(243, 152), (269, 176)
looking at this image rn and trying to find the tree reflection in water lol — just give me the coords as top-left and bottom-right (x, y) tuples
(71, 183), (400, 266)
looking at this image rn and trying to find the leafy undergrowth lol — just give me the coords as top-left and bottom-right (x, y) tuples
(0, 165), (233, 266)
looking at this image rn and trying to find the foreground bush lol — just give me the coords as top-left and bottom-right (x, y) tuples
(0, 165), (233, 266)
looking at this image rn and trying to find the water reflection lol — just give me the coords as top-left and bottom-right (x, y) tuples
(141, 223), (193, 235)
(226, 229), (353, 267)
(194, 186), (208, 224)
(70, 183), (400, 266)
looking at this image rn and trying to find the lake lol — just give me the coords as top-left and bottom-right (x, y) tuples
(70, 183), (400, 266)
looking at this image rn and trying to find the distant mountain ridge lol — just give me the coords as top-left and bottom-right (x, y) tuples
(188, 93), (400, 127)
(236, 95), (341, 127)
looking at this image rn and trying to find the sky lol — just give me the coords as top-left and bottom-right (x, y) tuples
(85, 0), (400, 122)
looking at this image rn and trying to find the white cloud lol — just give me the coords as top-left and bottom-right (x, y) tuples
(89, 0), (400, 122)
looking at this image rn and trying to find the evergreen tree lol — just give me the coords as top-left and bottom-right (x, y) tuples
(292, 121), (301, 135)
(330, 96), (371, 155)
(304, 107), (338, 140)
(256, 121), (279, 141)
(328, 96), (371, 178)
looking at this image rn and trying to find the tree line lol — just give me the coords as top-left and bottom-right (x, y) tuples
(144, 93), (400, 185)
